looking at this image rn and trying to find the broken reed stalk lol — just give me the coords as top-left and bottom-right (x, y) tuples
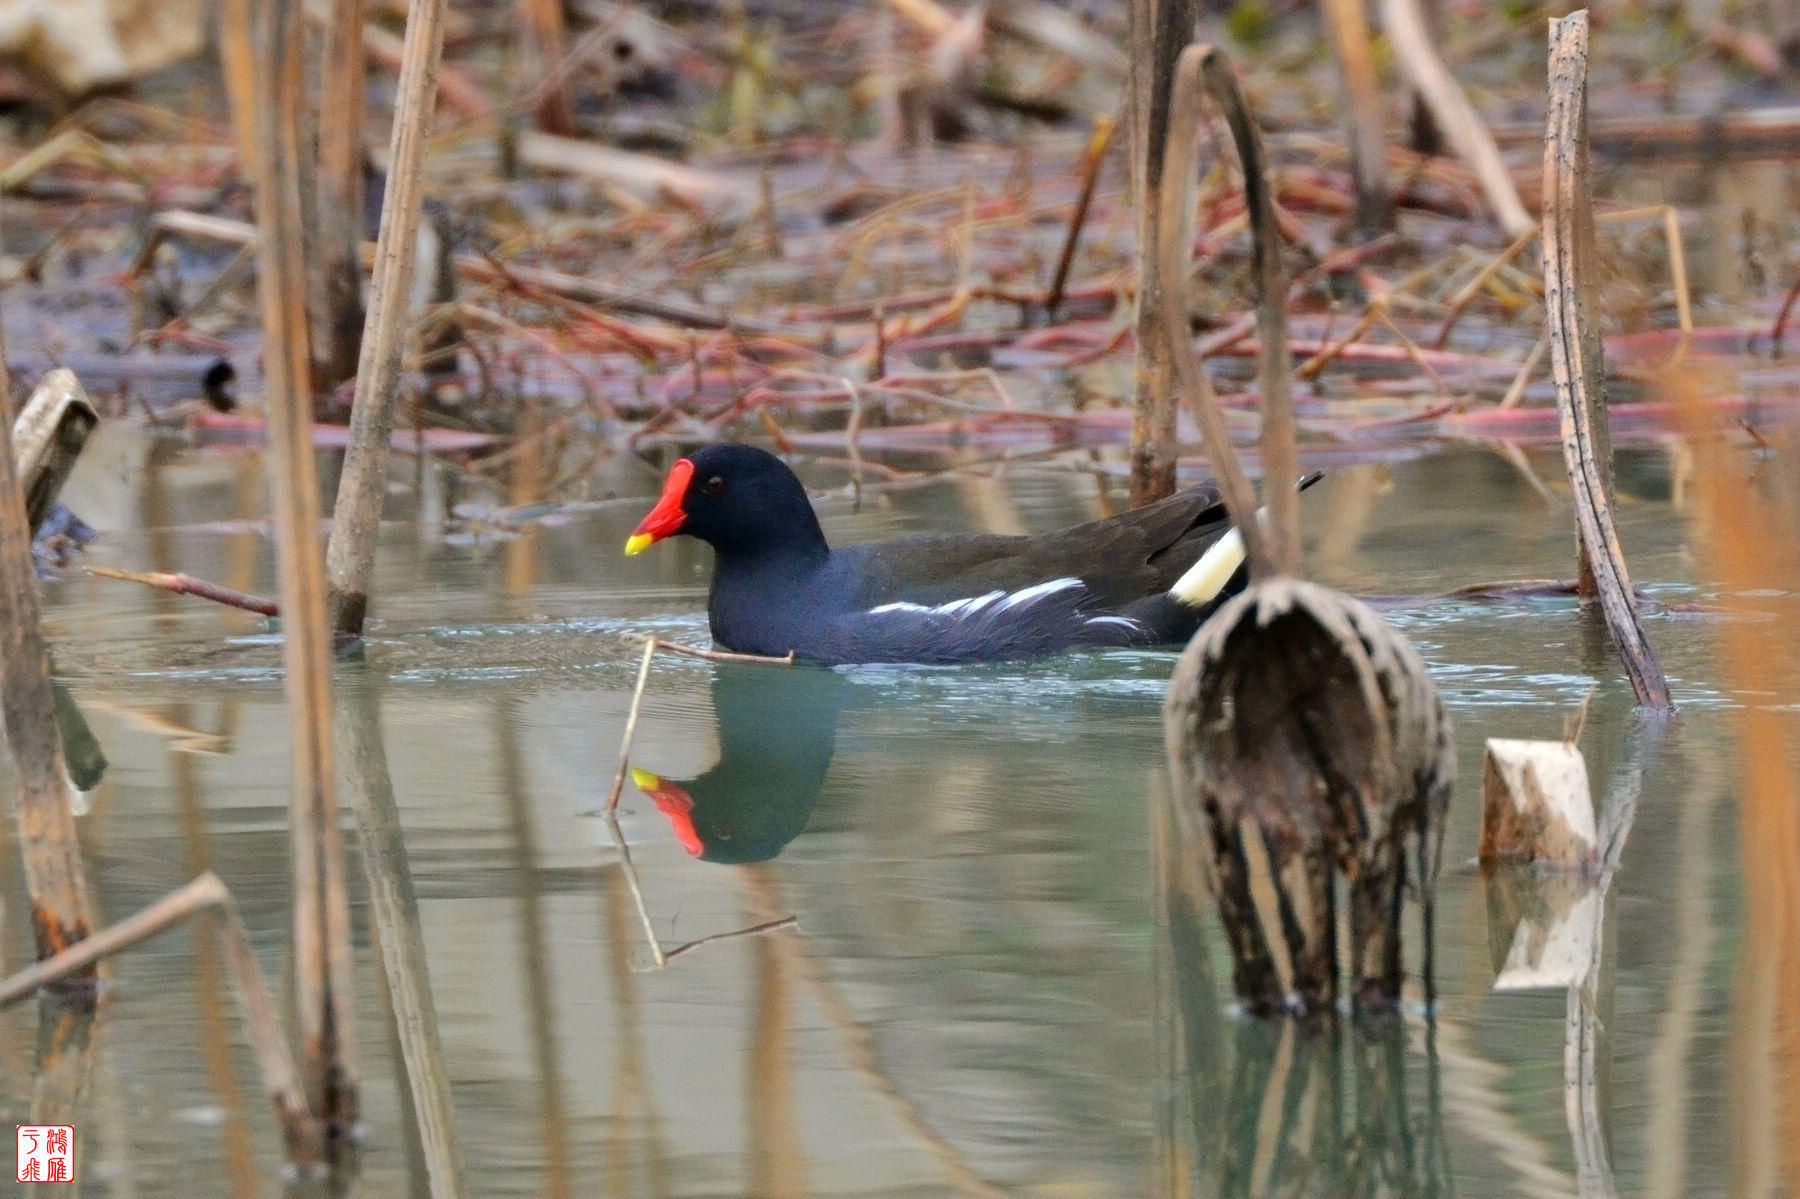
(1126, 0), (1199, 507)
(1381, 0), (1534, 238)
(11, 370), (97, 532)
(1044, 113), (1114, 320)
(324, 0), (451, 641)
(313, 0), (369, 391)
(0, 364), (95, 976)
(1541, 10), (1672, 712)
(1158, 45), (1454, 1016)
(0, 869), (205, 996)
(1318, 0), (1394, 234)
(338, 673), (465, 1198)
(0, 871), (323, 1158)
(252, 0), (358, 1140)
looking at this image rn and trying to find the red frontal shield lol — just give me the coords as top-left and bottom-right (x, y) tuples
(625, 458), (694, 555)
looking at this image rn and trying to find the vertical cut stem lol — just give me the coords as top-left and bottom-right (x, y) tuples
(1318, 0), (1394, 234)
(252, 0), (359, 1139)
(326, 0), (451, 640)
(1541, 10), (1672, 711)
(0, 335), (94, 977)
(1127, 0), (1199, 507)
(1158, 45), (1299, 578)
(315, 0), (369, 391)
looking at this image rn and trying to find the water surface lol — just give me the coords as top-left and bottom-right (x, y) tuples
(0, 435), (1786, 1197)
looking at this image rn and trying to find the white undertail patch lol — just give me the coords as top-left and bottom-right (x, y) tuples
(1168, 528), (1245, 607)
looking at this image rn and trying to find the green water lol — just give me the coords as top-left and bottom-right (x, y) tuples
(0, 434), (1784, 1198)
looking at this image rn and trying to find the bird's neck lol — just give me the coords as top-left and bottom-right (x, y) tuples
(711, 506), (831, 575)
(708, 526), (831, 610)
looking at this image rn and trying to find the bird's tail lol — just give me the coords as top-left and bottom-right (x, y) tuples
(1166, 471), (1324, 609)
(1168, 527), (1246, 608)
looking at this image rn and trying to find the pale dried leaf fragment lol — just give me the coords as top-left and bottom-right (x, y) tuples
(1479, 738), (1595, 868)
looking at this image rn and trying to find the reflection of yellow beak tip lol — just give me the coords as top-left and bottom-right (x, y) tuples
(630, 767), (661, 791)
(623, 532), (654, 556)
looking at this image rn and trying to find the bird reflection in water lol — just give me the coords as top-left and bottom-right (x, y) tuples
(631, 662), (848, 864)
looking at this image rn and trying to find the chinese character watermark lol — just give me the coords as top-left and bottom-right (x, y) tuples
(16, 1126), (74, 1184)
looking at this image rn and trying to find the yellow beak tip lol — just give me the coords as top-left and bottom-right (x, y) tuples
(630, 767), (660, 790)
(623, 533), (654, 556)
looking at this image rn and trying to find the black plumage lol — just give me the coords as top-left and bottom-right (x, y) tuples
(626, 443), (1286, 666)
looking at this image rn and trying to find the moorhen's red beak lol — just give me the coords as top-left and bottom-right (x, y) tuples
(631, 768), (704, 856)
(624, 458), (695, 555)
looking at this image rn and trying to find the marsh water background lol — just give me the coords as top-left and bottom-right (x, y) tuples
(0, 426), (1780, 1197)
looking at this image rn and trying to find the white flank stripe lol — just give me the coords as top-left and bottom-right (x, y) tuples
(937, 590), (1005, 617)
(1085, 615), (1141, 632)
(865, 578), (1084, 621)
(868, 589), (1005, 618)
(1169, 528), (1245, 607)
(996, 577), (1083, 611)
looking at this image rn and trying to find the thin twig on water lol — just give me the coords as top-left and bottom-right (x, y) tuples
(604, 815), (667, 970)
(1771, 271), (1800, 348)
(652, 638), (796, 665)
(86, 566), (280, 617)
(604, 636), (660, 814)
(0, 872), (221, 1003)
(662, 916), (800, 964)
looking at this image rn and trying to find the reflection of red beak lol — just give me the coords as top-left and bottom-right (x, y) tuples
(631, 768), (703, 857)
(624, 458), (694, 555)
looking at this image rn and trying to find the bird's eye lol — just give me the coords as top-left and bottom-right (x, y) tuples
(703, 475), (724, 496)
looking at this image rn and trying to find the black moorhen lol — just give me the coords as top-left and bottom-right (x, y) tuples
(625, 443), (1312, 665)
